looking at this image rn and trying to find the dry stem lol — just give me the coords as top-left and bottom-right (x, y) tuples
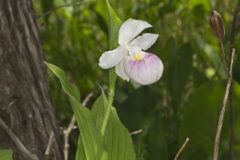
(130, 129), (143, 136)
(174, 137), (190, 160)
(44, 131), (54, 157)
(213, 48), (235, 160)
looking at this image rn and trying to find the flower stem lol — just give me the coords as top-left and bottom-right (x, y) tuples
(100, 69), (116, 136)
(219, 41), (229, 77)
(213, 48), (235, 160)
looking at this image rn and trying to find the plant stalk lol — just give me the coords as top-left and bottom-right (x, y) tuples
(100, 69), (116, 136)
(213, 49), (235, 160)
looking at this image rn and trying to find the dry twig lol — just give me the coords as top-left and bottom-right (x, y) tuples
(174, 137), (190, 160)
(0, 117), (39, 160)
(130, 129), (143, 136)
(44, 131), (54, 157)
(63, 92), (93, 160)
(213, 48), (235, 160)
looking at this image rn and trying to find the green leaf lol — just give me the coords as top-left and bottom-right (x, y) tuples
(75, 136), (87, 160)
(45, 62), (106, 160)
(96, 0), (121, 49)
(91, 92), (108, 131)
(118, 86), (168, 159)
(179, 81), (240, 159)
(118, 86), (159, 130)
(45, 62), (80, 99)
(161, 37), (177, 62)
(92, 93), (136, 160)
(105, 0), (121, 49)
(146, 123), (168, 160)
(179, 82), (222, 159)
(167, 43), (193, 106)
(0, 150), (12, 160)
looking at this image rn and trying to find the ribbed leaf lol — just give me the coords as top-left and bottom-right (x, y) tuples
(167, 43), (193, 106)
(179, 81), (240, 159)
(105, 0), (121, 49)
(45, 63), (105, 160)
(75, 136), (86, 160)
(92, 93), (136, 160)
(96, 0), (121, 49)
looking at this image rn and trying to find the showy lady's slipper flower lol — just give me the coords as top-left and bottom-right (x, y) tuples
(99, 19), (163, 85)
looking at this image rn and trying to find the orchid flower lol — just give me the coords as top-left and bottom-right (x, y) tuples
(99, 18), (163, 85)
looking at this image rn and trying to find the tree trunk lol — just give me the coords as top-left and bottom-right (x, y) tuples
(0, 0), (63, 159)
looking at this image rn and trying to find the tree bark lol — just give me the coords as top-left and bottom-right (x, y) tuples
(0, 0), (63, 159)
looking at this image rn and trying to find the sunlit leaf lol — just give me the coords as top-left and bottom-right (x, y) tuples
(92, 93), (136, 160)
(45, 63), (106, 160)
(97, 0), (121, 49)
(105, 0), (121, 49)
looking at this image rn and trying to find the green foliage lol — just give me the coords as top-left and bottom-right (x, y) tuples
(92, 93), (136, 160)
(179, 81), (240, 159)
(167, 43), (193, 106)
(45, 1), (136, 159)
(179, 81), (224, 159)
(0, 150), (12, 160)
(117, 86), (168, 159)
(46, 63), (136, 160)
(46, 63), (106, 160)
(35, 0), (240, 159)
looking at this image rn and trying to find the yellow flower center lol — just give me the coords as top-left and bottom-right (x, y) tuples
(134, 53), (142, 61)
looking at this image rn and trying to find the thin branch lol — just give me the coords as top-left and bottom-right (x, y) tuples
(44, 131), (54, 157)
(174, 137), (190, 160)
(37, 1), (92, 19)
(63, 92), (93, 160)
(63, 116), (76, 160)
(213, 48), (235, 160)
(0, 117), (39, 160)
(229, 84), (234, 159)
(130, 129), (143, 136)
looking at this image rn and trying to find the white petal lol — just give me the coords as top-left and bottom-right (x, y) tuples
(115, 61), (130, 81)
(124, 52), (163, 85)
(130, 33), (159, 50)
(99, 47), (124, 69)
(126, 45), (142, 57)
(118, 19), (152, 45)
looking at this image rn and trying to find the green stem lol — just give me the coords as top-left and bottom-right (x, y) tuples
(100, 69), (116, 136)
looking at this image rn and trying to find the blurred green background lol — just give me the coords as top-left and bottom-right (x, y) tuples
(34, 0), (240, 159)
